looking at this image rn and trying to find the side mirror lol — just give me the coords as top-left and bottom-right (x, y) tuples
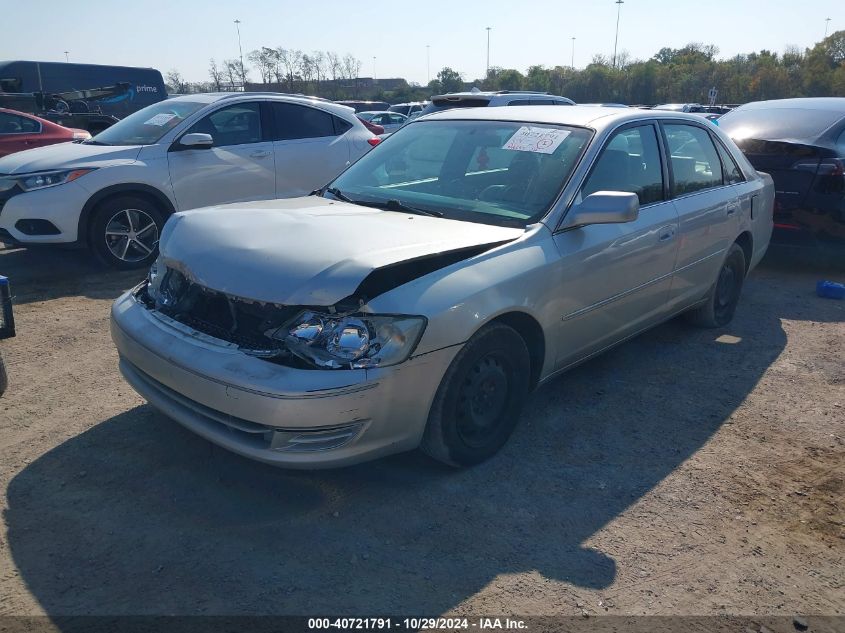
(178, 133), (213, 149)
(562, 191), (639, 228)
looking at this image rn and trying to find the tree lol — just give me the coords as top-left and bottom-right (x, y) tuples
(208, 59), (223, 91)
(248, 47), (277, 84)
(436, 67), (463, 93)
(223, 59), (242, 89)
(165, 69), (186, 94)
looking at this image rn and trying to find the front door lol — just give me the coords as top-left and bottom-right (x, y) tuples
(551, 122), (680, 369)
(168, 101), (276, 210)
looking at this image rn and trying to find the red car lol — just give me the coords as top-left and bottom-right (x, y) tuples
(0, 108), (90, 158)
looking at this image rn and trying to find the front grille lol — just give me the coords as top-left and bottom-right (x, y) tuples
(142, 269), (299, 353)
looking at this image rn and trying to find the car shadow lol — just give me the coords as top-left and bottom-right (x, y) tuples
(0, 246), (144, 305)
(5, 272), (801, 617)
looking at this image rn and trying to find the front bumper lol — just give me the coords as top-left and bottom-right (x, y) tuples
(0, 181), (90, 244)
(110, 290), (458, 468)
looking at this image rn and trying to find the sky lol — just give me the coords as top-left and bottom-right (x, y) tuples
(0, 0), (839, 85)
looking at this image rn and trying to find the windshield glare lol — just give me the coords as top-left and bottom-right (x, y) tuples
(329, 120), (591, 226)
(91, 100), (206, 146)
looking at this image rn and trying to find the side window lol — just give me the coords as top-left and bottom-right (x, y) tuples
(185, 102), (261, 147)
(664, 124), (723, 196)
(0, 112), (40, 134)
(271, 103), (336, 140)
(389, 114), (405, 125)
(333, 117), (352, 135)
(582, 124), (665, 206)
(714, 139), (744, 185)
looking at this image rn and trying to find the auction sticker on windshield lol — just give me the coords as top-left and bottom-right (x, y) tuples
(144, 113), (178, 126)
(503, 126), (570, 154)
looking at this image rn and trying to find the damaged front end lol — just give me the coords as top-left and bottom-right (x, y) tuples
(137, 259), (426, 371)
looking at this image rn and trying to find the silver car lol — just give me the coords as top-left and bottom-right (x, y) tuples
(110, 106), (774, 468)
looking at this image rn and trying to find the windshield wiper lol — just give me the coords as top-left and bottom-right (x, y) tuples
(322, 187), (443, 218)
(382, 198), (444, 218)
(322, 186), (354, 203)
(82, 139), (111, 146)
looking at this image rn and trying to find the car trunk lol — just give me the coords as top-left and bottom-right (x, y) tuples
(733, 138), (821, 214)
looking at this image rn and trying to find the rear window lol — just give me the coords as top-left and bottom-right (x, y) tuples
(720, 107), (845, 142)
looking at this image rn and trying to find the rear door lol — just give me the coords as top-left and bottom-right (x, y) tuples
(0, 111), (43, 157)
(551, 122), (680, 368)
(661, 122), (742, 309)
(167, 101), (276, 210)
(268, 102), (351, 197)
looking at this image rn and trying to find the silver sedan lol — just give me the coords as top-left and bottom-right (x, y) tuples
(111, 106), (774, 468)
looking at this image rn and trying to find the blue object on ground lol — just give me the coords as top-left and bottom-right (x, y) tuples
(816, 280), (845, 299)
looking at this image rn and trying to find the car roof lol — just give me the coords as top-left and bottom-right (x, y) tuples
(418, 104), (705, 131)
(166, 92), (356, 117)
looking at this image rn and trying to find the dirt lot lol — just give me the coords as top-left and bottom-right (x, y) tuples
(0, 245), (842, 621)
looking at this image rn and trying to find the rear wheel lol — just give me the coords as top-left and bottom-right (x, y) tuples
(89, 195), (165, 269)
(421, 322), (531, 467)
(685, 243), (746, 328)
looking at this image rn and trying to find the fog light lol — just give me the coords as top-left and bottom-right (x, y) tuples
(15, 219), (60, 235)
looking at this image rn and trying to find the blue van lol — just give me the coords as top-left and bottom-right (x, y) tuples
(0, 60), (166, 118)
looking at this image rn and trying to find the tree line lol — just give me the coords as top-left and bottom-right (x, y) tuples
(165, 31), (845, 105)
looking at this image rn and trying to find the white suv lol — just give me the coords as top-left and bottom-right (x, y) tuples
(0, 93), (378, 268)
(417, 90), (575, 117)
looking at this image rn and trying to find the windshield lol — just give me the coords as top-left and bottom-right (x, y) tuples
(719, 106), (845, 142)
(89, 100), (206, 146)
(327, 119), (592, 227)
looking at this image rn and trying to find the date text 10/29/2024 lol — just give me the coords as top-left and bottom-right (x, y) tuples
(308, 618), (528, 630)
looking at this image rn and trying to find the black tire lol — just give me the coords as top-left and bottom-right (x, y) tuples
(685, 242), (747, 328)
(89, 195), (165, 270)
(420, 322), (531, 467)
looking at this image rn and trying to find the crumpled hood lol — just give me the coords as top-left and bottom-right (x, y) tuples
(159, 196), (524, 305)
(0, 142), (141, 175)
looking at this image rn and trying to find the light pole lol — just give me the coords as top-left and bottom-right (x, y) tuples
(373, 56), (377, 82)
(234, 19), (245, 85)
(426, 44), (430, 84)
(825, 17), (832, 38)
(486, 27), (492, 77)
(64, 51), (69, 63)
(571, 37), (576, 69)
(612, 0), (624, 69)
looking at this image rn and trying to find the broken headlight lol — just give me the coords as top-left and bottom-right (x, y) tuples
(145, 256), (165, 303)
(267, 311), (426, 369)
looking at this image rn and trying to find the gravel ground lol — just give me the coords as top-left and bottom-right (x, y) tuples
(0, 245), (842, 620)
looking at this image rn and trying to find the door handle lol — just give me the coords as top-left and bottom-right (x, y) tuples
(250, 150), (271, 158)
(726, 204), (738, 216)
(658, 226), (676, 242)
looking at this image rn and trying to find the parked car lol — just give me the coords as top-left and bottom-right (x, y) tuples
(335, 100), (390, 113)
(388, 102), (426, 119)
(0, 275), (14, 397)
(719, 98), (845, 258)
(653, 103), (728, 122)
(357, 116), (385, 136)
(111, 105), (773, 469)
(358, 110), (408, 133)
(0, 108), (90, 157)
(0, 93), (379, 268)
(418, 90), (574, 117)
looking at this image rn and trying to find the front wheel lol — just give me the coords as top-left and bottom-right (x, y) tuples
(685, 242), (747, 328)
(421, 322), (531, 467)
(89, 195), (165, 269)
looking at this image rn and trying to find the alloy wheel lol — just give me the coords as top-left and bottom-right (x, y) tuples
(104, 208), (159, 264)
